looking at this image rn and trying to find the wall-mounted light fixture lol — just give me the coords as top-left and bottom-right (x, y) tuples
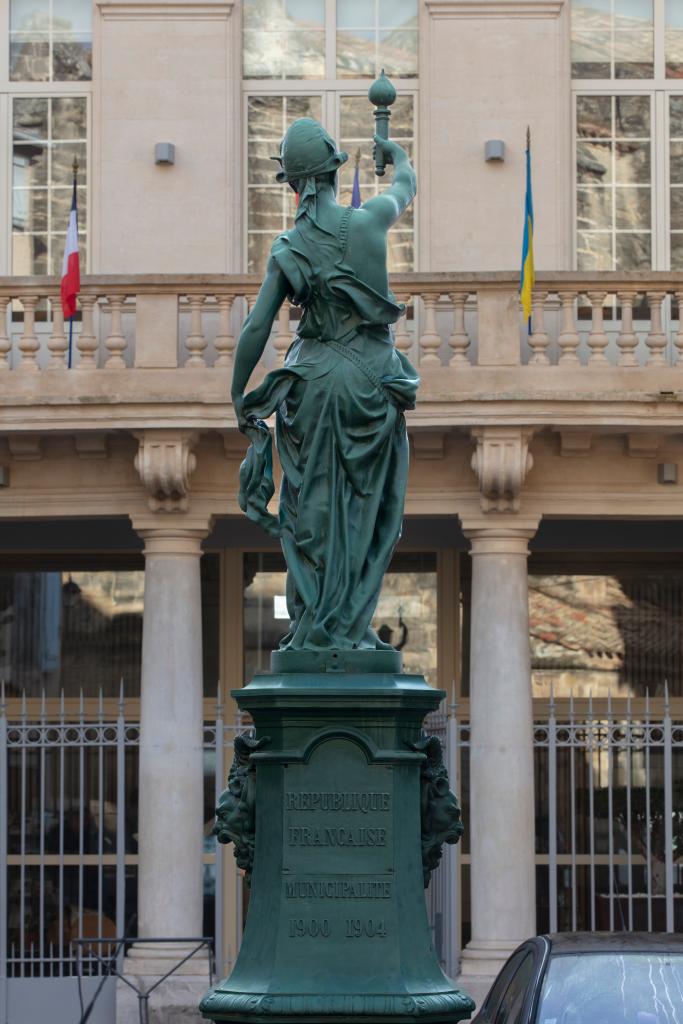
(658, 462), (678, 484)
(484, 140), (505, 162)
(155, 143), (175, 165)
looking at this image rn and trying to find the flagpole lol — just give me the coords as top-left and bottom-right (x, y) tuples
(66, 156), (78, 369)
(67, 315), (74, 369)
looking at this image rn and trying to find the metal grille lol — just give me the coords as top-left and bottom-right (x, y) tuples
(0, 686), (242, 985)
(1, 691), (681, 994)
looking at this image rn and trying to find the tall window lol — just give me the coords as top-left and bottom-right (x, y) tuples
(243, 0), (418, 274)
(572, 2), (683, 270)
(5, 0), (91, 276)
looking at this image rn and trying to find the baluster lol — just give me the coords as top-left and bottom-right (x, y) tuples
(393, 294), (413, 357)
(616, 291), (638, 367)
(104, 295), (127, 369)
(418, 294), (442, 366)
(528, 291), (550, 365)
(273, 303), (292, 366)
(0, 296), (10, 370)
(214, 295), (236, 368)
(47, 299), (67, 368)
(557, 291), (580, 365)
(76, 294), (98, 369)
(185, 294), (207, 367)
(645, 291), (667, 366)
(674, 292), (683, 367)
(17, 295), (40, 371)
(448, 291), (470, 366)
(586, 291), (609, 364)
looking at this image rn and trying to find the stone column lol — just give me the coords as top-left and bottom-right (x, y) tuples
(458, 521), (539, 995)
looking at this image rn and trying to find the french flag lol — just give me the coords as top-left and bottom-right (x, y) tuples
(60, 177), (80, 322)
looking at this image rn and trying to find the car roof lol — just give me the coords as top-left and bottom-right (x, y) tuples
(546, 932), (683, 954)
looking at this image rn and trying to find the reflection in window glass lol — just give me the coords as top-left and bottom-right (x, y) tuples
(0, 558), (219, 698)
(12, 96), (88, 275)
(666, 0), (683, 78)
(246, 94), (322, 273)
(338, 94), (415, 271)
(529, 573), (683, 698)
(336, 0), (418, 79)
(243, 0), (325, 79)
(670, 96), (683, 268)
(575, 94), (652, 270)
(538, 954), (683, 1022)
(571, 0), (654, 80)
(243, 552), (437, 685)
(10, 0), (92, 81)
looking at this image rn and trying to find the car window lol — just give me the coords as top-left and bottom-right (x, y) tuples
(481, 950), (530, 1019)
(493, 952), (536, 1024)
(536, 952), (683, 1024)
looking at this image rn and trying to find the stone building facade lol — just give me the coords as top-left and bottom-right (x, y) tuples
(1, 0), (683, 1020)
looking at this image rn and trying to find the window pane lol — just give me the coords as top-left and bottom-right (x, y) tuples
(667, 1), (683, 78)
(571, 0), (654, 79)
(336, 0), (417, 78)
(577, 187), (611, 229)
(13, 96), (87, 273)
(577, 230), (613, 269)
(10, 0), (92, 81)
(246, 93), (322, 272)
(577, 95), (612, 138)
(615, 186), (650, 228)
(243, 0), (325, 79)
(530, 573), (683, 698)
(575, 93), (651, 271)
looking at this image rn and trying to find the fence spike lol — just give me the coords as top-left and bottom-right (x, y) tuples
(645, 686), (650, 717)
(98, 685), (104, 721)
(664, 678), (670, 712)
(21, 688), (27, 722)
(40, 687), (47, 723)
(59, 688), (65, 722)
(549, 679), (555, 712)
(118, 677), (125, 716)
(79, 687), (84, 721)
(0, 678), (5, 717)
(569, 687), (574, 719)
(607, 686), (612, 718)
(216, 678), (223, 719)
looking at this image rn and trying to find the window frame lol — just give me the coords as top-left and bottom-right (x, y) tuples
(571, 2), (683, 271)
(0, 0), (92, 277)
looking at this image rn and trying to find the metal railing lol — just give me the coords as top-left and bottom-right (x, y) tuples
(1, 690), (681, 995)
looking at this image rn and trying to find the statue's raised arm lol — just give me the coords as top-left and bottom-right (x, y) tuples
(232, 99), (419, 659)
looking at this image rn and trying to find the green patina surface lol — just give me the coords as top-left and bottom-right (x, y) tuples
(200, 673), (474, 1023)
(200, 75), (473, 1024)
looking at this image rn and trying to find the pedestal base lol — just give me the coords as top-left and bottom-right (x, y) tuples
(200, 671), (474, 1023)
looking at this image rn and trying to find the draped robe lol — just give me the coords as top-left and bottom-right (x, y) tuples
(239, 204), (419, 652)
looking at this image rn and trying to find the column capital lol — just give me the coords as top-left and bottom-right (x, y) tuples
(460, 512), (541, 556)
(130, 511), (214, 556)
(470, 427), (534, 513)
(134, 429), (198, 512)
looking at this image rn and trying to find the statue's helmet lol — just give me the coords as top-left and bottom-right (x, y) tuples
(272, 118), (348, 184)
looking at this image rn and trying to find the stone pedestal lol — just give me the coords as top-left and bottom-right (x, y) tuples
(200, 654), (474, 1023)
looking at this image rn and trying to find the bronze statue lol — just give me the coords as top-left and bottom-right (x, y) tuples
(233, 117), (418, 653)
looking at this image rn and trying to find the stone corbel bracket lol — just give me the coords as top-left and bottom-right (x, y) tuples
(470, 427), (534, 513)
(135, 430), (198, 512)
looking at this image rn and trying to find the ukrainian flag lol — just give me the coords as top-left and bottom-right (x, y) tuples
(520, 128), (534, 328)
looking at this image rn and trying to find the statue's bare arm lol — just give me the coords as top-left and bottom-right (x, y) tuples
(359, 137), (417, 231)
(231, 257), (290, 425)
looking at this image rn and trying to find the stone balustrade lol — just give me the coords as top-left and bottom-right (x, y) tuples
(0, 272), (681, 374)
